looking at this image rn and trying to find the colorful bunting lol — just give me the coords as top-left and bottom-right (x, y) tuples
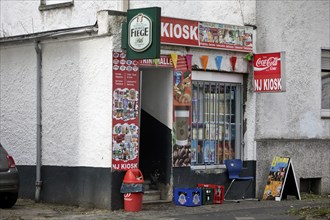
(153, 58), (159, 66)
(170, 53), (178, 69)
(185, 54), (193, 70)
(215, 56), (223, 71)
(200, 55), (209, 71)
(230, 56), (237, 71)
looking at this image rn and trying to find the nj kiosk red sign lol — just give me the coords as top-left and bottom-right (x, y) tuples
(253, 52), (286, 92)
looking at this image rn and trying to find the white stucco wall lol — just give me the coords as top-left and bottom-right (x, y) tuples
(1, 0), (255, 37)
(0, 36), (114, 167)
(41, 37), (113, 167)
(141, 68), (173, 129)
(255, 0), (330, 139)
(1, 1), (258, 168)
(0, 44), (37, 165)
(130, 0), (255, 26)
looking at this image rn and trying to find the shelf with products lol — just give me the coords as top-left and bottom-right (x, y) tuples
(191, 123), (236, 142)
(191, 138), (236, 165)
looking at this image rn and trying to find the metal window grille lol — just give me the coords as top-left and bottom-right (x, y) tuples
(191, 81), (243, 165)
(321, 49), (330, 110)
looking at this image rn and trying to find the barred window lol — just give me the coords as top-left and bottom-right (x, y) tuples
(321, 49), (330, 118)
(191, 81), (243, 166)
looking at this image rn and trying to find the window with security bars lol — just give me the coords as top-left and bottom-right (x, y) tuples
(191, 81), (242, 165)
(321, 49), (330, 118)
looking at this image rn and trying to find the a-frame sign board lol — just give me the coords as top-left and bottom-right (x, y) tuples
(262, 156), (301, 201)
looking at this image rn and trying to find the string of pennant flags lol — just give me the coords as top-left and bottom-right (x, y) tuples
(152, 53), (243, 71)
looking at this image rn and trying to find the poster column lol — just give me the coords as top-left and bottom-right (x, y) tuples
(112, 51), (140, 171)
(172, 55), (192, 167)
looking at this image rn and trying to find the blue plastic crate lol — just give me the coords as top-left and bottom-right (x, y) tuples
(174, 188), (202, 206)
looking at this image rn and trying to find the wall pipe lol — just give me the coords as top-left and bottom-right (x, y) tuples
(35, 41), (42, 202)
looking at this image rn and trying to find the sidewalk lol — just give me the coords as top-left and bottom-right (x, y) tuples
(0, 195), (329, 220)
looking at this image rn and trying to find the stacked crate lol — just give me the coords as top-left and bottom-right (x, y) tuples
(197, 184), (225, 204)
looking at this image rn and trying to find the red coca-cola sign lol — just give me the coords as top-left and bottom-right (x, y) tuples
(253, 52), (286, 92)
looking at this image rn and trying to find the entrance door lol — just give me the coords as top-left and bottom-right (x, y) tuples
(139, 67), (172, 199)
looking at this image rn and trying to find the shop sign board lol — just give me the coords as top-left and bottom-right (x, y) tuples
(161, 17), (253, 52)
(126, 7), (161, 60)
(253, 52), (286, 92)
(139, 55), (173, 67)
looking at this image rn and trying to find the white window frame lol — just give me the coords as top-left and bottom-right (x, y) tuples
(39, 0), (74, 11)
(321, 48), (330, 118)
(191, 71), (243, 169)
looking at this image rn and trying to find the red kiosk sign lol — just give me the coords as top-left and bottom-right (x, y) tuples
(253, 52), (286, 92)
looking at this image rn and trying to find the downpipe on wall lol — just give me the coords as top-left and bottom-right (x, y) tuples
(35, 41), (43, 203)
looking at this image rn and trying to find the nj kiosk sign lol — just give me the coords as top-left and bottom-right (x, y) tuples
(253, 52), (286, 92)
(126, 7), (161, 59)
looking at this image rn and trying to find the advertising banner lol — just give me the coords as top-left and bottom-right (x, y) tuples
(139, 55), (173, 67)
(253, 52), (286, 92)
(112, 51), (140, 171)
(161, 17), (253, 52)
(172, 55), (192, 167)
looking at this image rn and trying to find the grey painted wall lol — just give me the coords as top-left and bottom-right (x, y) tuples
(256, 139), (329, 197)
(255, 1), (330, 196)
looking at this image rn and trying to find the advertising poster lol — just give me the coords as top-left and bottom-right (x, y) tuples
(203, 140), (215, 164)
(262, 156), (290, 200)
(161, 17), (253, 52)
(172, 55), (192, 167)
(112, 51), (140, 171)
(199, 22), (253, 52)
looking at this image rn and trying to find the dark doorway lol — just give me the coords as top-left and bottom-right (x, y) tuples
(139, 68), (172, 191)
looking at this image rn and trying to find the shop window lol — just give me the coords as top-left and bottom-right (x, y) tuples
(39, 0), (74, 11)
(321, 49), (330, 118)
(191, 81), (242, 166)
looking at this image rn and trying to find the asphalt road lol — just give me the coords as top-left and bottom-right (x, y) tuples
(0, 197), (329, 220)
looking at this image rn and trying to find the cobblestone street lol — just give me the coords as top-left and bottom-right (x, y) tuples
(1, 196), (329, 220)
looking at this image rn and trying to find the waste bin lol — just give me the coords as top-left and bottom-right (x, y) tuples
(120, 169), (144, 212)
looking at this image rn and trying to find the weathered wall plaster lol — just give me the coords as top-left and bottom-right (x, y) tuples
(255, 0), (330, 195)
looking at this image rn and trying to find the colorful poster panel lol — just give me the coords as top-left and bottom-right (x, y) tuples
(203, 140), (215, 164)
(112, 50), (140, 171)
(172, 55), (193, 167)
(262, 156), (290, 200)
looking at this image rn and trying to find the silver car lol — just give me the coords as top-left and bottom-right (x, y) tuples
(0, 143), (19, 208)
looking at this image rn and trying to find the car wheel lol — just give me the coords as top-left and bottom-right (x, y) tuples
(0, 193), (18, 208)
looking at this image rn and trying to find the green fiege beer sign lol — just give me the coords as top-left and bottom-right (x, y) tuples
(129, 13), (152, 52)
(126, 7), (161, 59)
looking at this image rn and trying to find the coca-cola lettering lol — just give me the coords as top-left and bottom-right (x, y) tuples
(256, 57), (279, 71)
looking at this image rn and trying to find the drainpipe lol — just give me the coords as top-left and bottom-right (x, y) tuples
(35, 41), (42, 202)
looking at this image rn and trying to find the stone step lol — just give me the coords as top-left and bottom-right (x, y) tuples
(142, 199), (172, 205)
(143, 190), (161, 202)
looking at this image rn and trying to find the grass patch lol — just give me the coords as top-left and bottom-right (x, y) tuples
(288, 205), (330, 219)
(287, 193), (330, 219)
